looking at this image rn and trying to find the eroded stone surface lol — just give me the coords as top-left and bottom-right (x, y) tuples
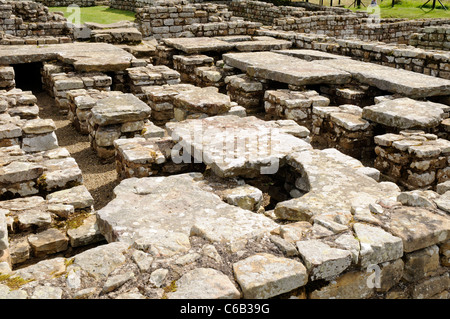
(167, 268), (240, 299)
(97, 173), (278, 256)
(362, 98), (446, 130)
(166, 115), (311, 178)
(233, 253), (307, 298)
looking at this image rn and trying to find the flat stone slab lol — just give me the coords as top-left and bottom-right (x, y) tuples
(163, 37), (234, 54)
(318, 59), (450, 98)
(274, 148), (400, 222)
(223, 51), (351, 86)
(0, 43), (134, 72)
(233, 253), (308, 298)
(172, 86), (231, 115)
(362, 98), (446, 129)
(296, 240), (352, 280)
(375, 206), (450, 253)
(96, 173), (278, 256)
(168, 268), (240, 299)
(353, 223), (403, 267)
(273, 49), (352, 61)
(90, 93), (151, 126)
(165, 115), (312, 178)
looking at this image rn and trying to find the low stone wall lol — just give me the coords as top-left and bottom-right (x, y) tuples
(33, 0), (95, 6)
(134, 0), (255, 39)
(0, 0), (73, 39)
(229, 0), (353, 25)
(374, 131), (450, 190)
(409, 25), (450, 51)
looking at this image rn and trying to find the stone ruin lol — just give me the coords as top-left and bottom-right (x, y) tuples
(0, 0), (449, 300)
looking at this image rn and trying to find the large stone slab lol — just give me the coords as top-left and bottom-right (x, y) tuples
(167, 268), (240, 299)
(375, 206), (450, 253)
(362, 98), (446, 130)
(353, 223), (403, 267)
(165, 115), (311, 178)
(90, 93), (151, 126)
(274, 148), (400, 222)
(232, 253), (308, 299)
(223, 51), (351, 86)
(273, 49), (352, 61)
(296, 240), (352, 280)
(96, 173), (278, 256)
(172, 86), (231, 115)
(163, 37), (234, 54)
(318, 59), (450, 98)
(0, 43), (134, 72)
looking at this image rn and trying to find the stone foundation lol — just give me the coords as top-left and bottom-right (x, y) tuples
(264, 88), (330, 129)
(125, 64), (181, 99)
(374, 131), (450, 190)
(41, 63), (112, 112)
(87, 93), (152, 159)
(311, 104), (374, 160)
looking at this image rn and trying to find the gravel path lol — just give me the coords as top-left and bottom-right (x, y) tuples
(35, 91), (119, 210)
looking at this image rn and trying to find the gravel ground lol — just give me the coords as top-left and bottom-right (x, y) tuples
(36, 91), (119, 210)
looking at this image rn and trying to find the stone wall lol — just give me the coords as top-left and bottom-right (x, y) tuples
(258, 29), (450, 80)
(229, 0), (353, 25)
(0, 0), (73, 39)
(33, 0), (95, 7)
(229, 0), (450, 44)
(409, 25), (450, 51)
(134, 0), (239, 39)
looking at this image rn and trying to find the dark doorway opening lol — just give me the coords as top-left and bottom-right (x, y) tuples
(12, 62), (43, 92)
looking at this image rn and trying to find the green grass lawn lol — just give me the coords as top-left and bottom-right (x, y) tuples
(48, 6), (135, 25)
(294, 0), (449, 19)
(349, 0), (450, 19)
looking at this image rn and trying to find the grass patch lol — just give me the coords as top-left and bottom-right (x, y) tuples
(349, 0), (449, 19)
(48, 6), (135, 25)
(293, 0), (449, 19)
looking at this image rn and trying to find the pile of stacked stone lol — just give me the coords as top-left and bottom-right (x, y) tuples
(0, 0), (73, 39)
(311, 104), (374, 160)
(409, 26), (450, 51)
(142, 83), (235, 125)
(362, 97), (448, 136)
(264, 89), (330, 128)
(373, 130), (450, 190)
(225, 74), (266, 114)
(0, 144), (83, 199)
(173, 54), (214, 84)
(141, 83), (197, 125)
(41, 67), (112, 112)
(193, 60), (237, 89)
(0, 184), (104, 268)
(87, 93), (152, 159)
(0, 66), (14, 90)
(0, 89), (39, 120)
(114, 136), (205, 179)
(66, 89), (124, 135)
(125, 64), (181, 99)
